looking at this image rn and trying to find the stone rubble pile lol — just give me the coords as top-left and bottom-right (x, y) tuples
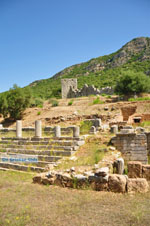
(33, 164), (149, 193)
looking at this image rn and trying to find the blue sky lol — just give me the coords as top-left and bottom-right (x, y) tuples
(0, 0), (150, 92)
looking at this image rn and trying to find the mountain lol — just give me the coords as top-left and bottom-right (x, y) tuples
(53, 37), (150, 79)
(6, 37), (150, 100)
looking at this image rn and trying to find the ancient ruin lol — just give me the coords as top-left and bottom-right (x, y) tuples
(61, 78), (114, 98)
(111, 126), (148, 164)
(0, 120), (84, 172)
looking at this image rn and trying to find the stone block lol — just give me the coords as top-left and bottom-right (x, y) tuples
(128, 161), (142, 178)
(108, 174), (127, 193)
(95, 167), (109, 177)
(54, 173), (73, 188)
(89, 175), (108, 191)
(73, 174), (88, 189)
(142, 165), (150, 181)
(127, 178), (149, 193)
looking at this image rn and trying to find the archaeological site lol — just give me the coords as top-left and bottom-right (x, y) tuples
(1, 33), (150, 225)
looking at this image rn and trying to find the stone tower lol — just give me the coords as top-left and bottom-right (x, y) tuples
(61, 79), (77, 99)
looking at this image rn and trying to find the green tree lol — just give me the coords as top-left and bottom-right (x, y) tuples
(0, 85), (32, 120)
(115, 71), (150, 96)
(0, 94), (8, 118)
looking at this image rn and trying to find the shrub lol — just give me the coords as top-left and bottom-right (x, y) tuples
(80, 121), (93, 134)
(92, 97), (104, 105)
(115, 71), (150, 96)
(0, 85), (32, 120)
(30, 98), (43, 108)
(128, 97), (150, 102)
(49, 99), (59, 107)
(37, 111), (41, 115)
(68, 100), (73, 106)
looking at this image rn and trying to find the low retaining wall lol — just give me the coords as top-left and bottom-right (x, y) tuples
(33, 167), (149, 193)
(128, 161), (150, 181)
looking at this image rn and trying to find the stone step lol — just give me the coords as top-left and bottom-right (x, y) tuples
(0, 144), (74, 151)
(0, 140), (75, 146)
(0, 158), (51, 168)
(0, 162), (45, 172)
(0, 151), (63, 161)
(2, 136), (83, 141)
(0, 148), (72, 156)
(0, 167), (35, 174)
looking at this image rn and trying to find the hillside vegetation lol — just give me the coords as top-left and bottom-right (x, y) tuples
(1, 37), (150, 101)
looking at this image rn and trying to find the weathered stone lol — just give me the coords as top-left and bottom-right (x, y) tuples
(108, 174), (127, 193)
(54, 126), (61, 138)
(70, 167), (75, 172)
(127, 178), (149, 193)
(142, 165), (150, 180)
(42, 177), (55, 185)
(33, 174), (42, 184)
(136, 127), (145, 133)
(54, 173), (73, 188)
(73, 126), (80, 137)
(88, 175), (108, 191)
(104, 106), (109, 111)
(110, 125), (118, 134)
(95, 167), (109, 177)
(113, 158), (124, 174)
(61, 78), (77, 99)
(16, 120), (22, 138)
(112, 132), (148, 164)
(35, 120), (42, 138)
(90, 126), (96, 134)
(73, 174), (88, 188)
(120, 129), (135, 134)
(128, 161), (142, 178)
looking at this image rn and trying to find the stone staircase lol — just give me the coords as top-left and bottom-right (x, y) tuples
(0, 136), (85, 173)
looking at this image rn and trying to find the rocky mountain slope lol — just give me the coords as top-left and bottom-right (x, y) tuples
(53, 37), (150, 78)
(27, 37), (150, 99)
(1, 37), (149, 100)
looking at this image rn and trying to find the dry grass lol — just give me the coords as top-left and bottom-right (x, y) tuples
(56, 134), (111, 171)
(0, 171), (150, 226)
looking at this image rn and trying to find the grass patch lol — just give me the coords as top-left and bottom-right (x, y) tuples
(92, 97), (104, 105)
(128, 97), (150, 102)
(56, 136), (107, 170)
(139, 121), (150, 127)
(68, 100), (74, 106)
(49, 99), (59, 107)
(80, 120), (93, 135)
(0, 170), (150, 226)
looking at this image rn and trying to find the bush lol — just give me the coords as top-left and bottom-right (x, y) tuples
(92, 97), (104, 105)
(115, 71), (150, 96)
(80, 121), (93, 134)
(0, 85), (32, 120)
(49, 99), (59, 107)
(30, 98), (43, 108)
(128, 97), (150, 102)
(68, 100), (73, 106)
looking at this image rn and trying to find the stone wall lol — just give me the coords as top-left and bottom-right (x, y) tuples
(128, 161), (150, 181)
(67, 84), (114, 98)
(61, 79), (77, 99)
(111, 129), (148, 164)
(61, 79), (114, 99)
(121, 106), (137, 121)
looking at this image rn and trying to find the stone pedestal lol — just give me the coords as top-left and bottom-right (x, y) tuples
(110, 125), (118, 134)
(16, 120), (22, 138)
(54, 126), (61, 138)
(35, 120), (42, 138)
(90, 126), (96, 134)
(73, 126), (80, 138)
